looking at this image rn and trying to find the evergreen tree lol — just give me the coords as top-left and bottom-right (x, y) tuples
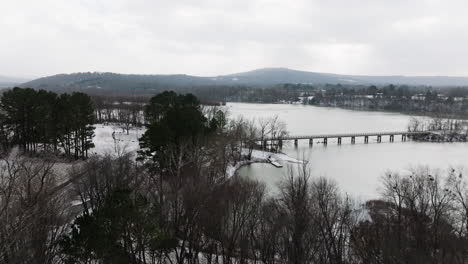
(139, 91), (209, 171)
(69, 92), (95, 159)
(61, 189), (170, 264)
(0, 88), (95, 159)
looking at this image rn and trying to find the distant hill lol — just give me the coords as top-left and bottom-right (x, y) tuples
(19, 68), (468, 94)
(20, 72), (213, 94)
(219, 68), (468, 86)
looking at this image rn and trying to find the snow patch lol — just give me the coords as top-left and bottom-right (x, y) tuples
(247, 149), (306, 164)
(92, 124), (145, 158)
(225, 149), (307, 178)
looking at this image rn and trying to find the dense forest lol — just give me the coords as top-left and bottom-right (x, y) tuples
(1, 89), (468, 263)
(0, 88), (95, 159)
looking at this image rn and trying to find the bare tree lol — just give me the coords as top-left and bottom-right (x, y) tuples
(257, 117), (272, 151)
(408, 117), (424, 132)
(277, 165), (318, 264)
(119, 105), (133, 134)
(0, 152), (71, 264)
(312, 177), (356, 264)
(352, 168), (464, 264)
(242, 119), (258, 160)
(268, 116), (288, 152)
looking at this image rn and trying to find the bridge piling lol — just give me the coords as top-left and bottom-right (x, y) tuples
(351, 136), (355, 144)
(390, 135), (394, 142)
(338, 137), (342, 145)
(377, 135), (382, 143)
(364, 136), (369, 143)
(294, 139), (298, 148)
(309, 138), (313, 147)
(323, 138), (328, 145)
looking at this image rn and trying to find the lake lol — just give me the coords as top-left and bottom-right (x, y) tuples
(226, 102), (468, 199)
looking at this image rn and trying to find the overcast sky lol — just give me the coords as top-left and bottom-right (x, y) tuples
(2, 0), (468, 78)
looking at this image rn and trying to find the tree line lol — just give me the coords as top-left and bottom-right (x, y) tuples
(305, 85), (468, 117)
(92, 95), (146, 134)
(0, 87), (95, 159)
(2, 91), (468, 263)
(178, 83), (468, 117)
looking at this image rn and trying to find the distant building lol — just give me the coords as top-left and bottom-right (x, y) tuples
(437, 94), (448, 101)
(411, 94), (426, 100)
(375, 92), (384, 98)
(297, 96), (314, 103)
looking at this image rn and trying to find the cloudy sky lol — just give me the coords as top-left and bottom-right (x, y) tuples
(1, 0), (468, 78)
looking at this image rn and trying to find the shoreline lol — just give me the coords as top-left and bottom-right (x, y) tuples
(226, 101), (468, 120)
(310, 104), (468, 120)
(227, 149), (307, 178)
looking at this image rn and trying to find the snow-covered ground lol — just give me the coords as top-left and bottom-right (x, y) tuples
(92, 124), (305, 177)
(225, 149), (307, 178)
(92, 124), (145, 158)
(248, 149), (306, 164)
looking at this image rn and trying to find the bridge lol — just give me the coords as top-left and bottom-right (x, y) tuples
(257, 130), (434, 148)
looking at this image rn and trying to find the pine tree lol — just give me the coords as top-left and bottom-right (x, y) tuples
(0, 88), (96, 159)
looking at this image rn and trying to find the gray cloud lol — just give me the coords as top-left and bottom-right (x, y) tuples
(1, 0), (468, 77)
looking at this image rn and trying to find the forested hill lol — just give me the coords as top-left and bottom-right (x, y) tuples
(19, 68), (468, 94)
(20, 72), (214, 94)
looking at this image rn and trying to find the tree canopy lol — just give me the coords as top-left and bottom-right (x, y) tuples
(139, 91), (216, 171)
(0, 87), (95, 159)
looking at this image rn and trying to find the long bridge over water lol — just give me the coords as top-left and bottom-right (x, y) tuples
(258, 130), (435, 148)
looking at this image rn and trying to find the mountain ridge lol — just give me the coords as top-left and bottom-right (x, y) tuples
(17, 68), (468, 94)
